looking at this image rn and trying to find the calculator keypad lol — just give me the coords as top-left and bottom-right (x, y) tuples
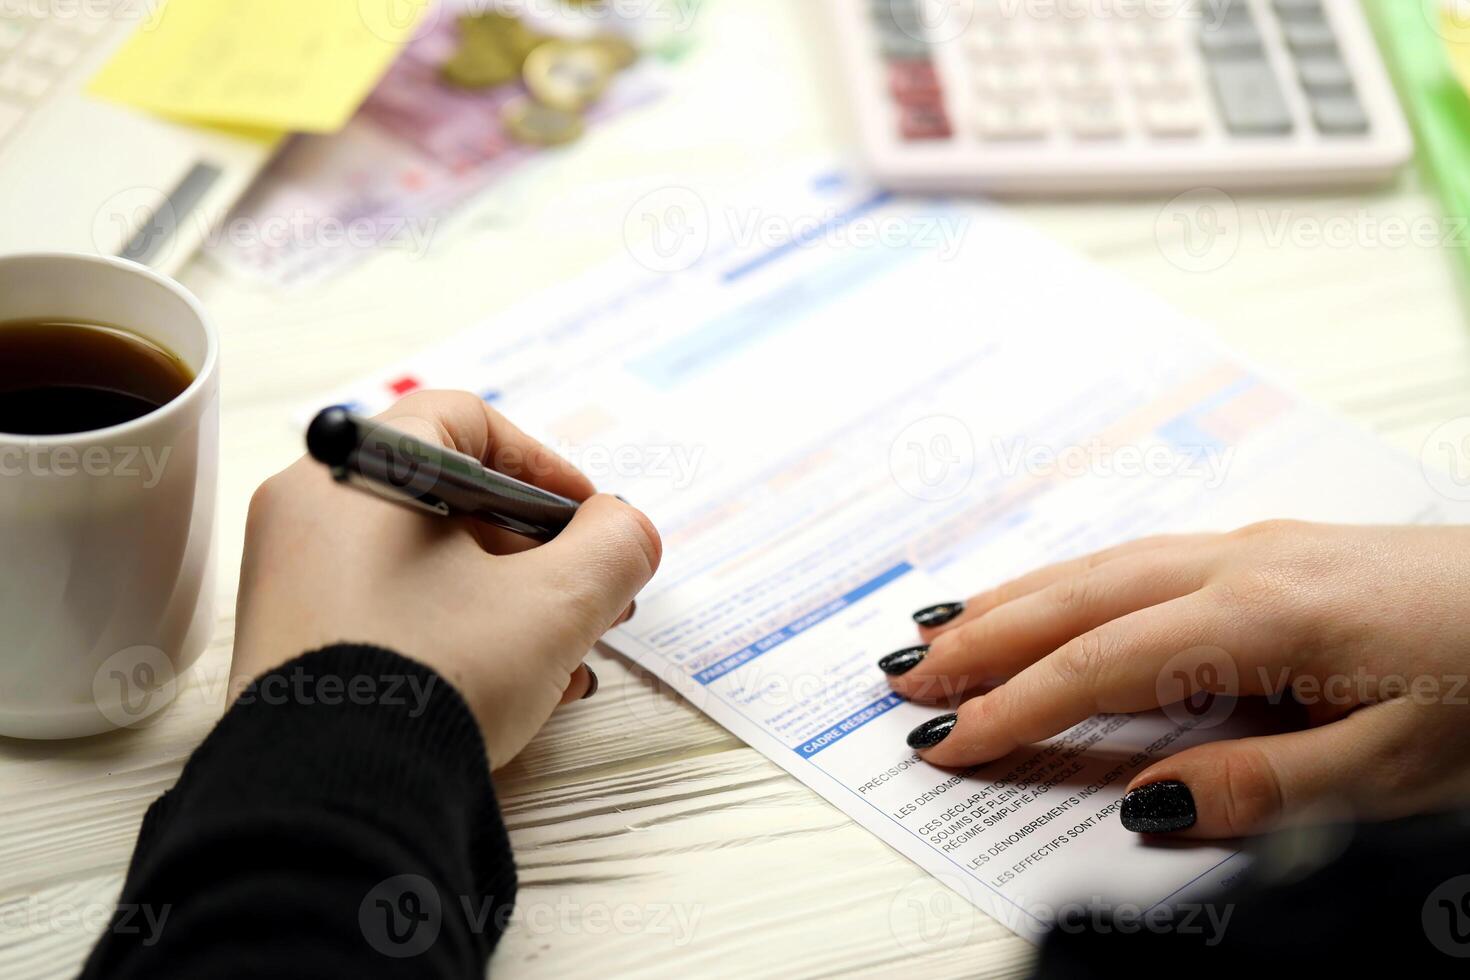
(864, 0), (1371, 145)
(869, 0), (952, 140)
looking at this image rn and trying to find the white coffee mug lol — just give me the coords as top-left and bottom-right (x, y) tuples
(0, 253), (219, 739)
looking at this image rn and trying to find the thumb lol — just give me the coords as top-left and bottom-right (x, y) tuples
(530, 494), (662, 637)
(1119, 700), (1425, 839)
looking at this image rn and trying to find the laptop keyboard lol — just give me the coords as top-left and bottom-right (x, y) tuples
(0, 9), (111, 148)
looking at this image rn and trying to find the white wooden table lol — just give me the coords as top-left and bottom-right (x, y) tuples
(5, 1), (1470, 976)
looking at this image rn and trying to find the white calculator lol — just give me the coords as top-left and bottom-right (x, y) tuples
(827, 0), (1413, 194)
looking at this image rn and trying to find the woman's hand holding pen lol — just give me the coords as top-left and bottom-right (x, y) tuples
(231, 391), (661, 768)
(883, 521), (1470, 839)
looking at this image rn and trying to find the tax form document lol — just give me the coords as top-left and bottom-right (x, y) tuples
(320, 172), (1470, 942)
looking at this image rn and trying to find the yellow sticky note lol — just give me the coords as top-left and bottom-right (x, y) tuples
(1443, 4), (1470, 96)
(88, 0), (425, 133)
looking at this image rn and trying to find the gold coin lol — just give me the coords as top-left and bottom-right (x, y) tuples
(457, 12), (547, 69)
(522, 40), (614, 112)
(441, 38), (517, 89)
(587, 33), (638, 71)
(501, 95), (586, 146)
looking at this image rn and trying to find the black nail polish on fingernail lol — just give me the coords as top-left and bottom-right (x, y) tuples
(581, 667), (600, 700)
(878, 645), (928, 676)
(906, 713), (957, 749)
(913, 602), (964, 628)
(1120, 780), (1196, 833)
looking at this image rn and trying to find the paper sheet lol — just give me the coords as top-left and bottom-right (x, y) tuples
(313, 169), (1470, 941)
(88, 0), (422, 133)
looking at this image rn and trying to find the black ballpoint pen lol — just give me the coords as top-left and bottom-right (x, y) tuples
(305, 407), (580, 542)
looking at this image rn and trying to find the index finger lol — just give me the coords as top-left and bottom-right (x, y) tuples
(908, 594), (1236, 767)
(377, 389), (596, 502)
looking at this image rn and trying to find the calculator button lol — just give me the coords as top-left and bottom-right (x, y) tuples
(1116, 19), (1175, 55)
(870, 0), (922, 35)
(1272, 0), (1326, 21)
(1206, 58), (1294, 134)
(888, 60), (943, 104)
(972, 60), (1041, 97)
(1061, 96), (1124, 139)
(1125, 52), (1189, 94)
(1139, 92), (1205, 137)
(1310, 93), (1369, 134)
(1035, 18), (1099, 54)
(878, 31), (932, 60)
(973, 98), (1051, 140)
(965, 23), (1027, 60)
(1296, 55), (1353, 95)
(1199, 21), (1265, 59)
(1049, 54), (1110, 94)
(898, 103), (953, 140)
(1282, 20), (1338, 56)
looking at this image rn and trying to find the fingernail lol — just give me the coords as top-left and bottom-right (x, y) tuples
(624, 600), (637, 623)
(581, 667), (600, 700)
(913, 602), (964, 628)
(614, 494), (631, 505)
(878, 644), (928, 676)
(906, 713), (957, 749)
(1120, 780), (1196, 833)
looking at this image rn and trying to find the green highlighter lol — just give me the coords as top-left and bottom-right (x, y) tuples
(1364, 0), (1470, 278)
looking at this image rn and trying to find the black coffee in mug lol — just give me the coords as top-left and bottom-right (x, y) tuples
(0, 319), (194, 436)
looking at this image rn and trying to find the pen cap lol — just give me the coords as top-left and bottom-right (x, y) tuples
(306, 407), (359, 468)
